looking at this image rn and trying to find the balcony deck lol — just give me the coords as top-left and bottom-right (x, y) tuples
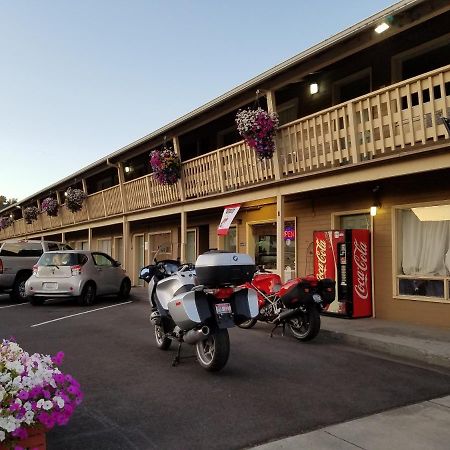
(1, 65), (449, 239)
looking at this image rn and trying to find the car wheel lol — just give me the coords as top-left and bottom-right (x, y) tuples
(10, 273), (30, 302)
(77, 283), (96, 306)
(117, 278), (131, 300)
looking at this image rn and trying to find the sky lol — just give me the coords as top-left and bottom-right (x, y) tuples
(0, 0), (396, 202)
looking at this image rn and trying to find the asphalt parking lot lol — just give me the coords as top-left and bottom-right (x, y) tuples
(2, 288), (450, 449)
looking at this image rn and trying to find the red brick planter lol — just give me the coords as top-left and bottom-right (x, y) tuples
(0, 426), (46, 450)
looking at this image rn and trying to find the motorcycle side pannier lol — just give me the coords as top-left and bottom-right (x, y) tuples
(195, 251), (255, 287)
(318, 278), (336, 305)
(280, 280), (315, 308)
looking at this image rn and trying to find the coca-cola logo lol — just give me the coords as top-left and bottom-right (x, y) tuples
(315, 239), (327, 280)
(354, 239), (369, 300)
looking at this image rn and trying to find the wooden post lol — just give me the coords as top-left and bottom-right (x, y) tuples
(117, 162), (128, 213)
(82, 179), (90, 221)
(276, 194), (285, 281)
(180, 210), (187, 263)
(56, 192), (64, 227)
(266, 90), (282, 180)
(88, 227), (92, 251)
(173, 136), (186, 201)
(123, 217), (130, 276)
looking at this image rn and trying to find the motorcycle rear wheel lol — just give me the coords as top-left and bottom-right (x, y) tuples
(237, 318), (257, 329)
(154, 324), (171, 350)
(288, 307), (321, 341)
(195, 329), (230, 372)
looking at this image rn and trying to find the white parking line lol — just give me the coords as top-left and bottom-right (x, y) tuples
(0, 303), (29, 309)
(30, 301), (133, 327)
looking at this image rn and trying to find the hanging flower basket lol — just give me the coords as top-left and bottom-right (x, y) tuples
(65, 188), (87, 213)
(0, 216), (13, 230)
(149, 147), (181, 185)
(235, 107), (279, 160)
(23, 206), (39, 224)
(41, 197), (59, 217)
(0, 339), (83, 449)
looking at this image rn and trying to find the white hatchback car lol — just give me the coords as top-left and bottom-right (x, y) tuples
(25, 250), (131, 306)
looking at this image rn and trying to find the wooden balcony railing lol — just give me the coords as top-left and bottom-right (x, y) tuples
(1, 65), (449, 239)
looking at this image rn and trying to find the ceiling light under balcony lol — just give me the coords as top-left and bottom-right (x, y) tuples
(309, 83), (319, 95)
(375, 22), (389, 34)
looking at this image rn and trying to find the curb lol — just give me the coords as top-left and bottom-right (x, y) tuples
(320, 329), (450, 370)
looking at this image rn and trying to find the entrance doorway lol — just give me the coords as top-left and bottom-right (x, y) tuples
(249, 222), (277, 270)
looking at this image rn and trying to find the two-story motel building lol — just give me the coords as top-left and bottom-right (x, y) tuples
(1, 0), (450, 328)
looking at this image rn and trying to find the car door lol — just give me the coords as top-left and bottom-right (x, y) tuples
(91, 252), (120, 295)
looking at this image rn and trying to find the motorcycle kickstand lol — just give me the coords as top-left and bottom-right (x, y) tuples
(172, 341), (183, 367)
(270, 323), (279, 338)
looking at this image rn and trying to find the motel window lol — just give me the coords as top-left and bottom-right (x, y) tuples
(395, 205), (450, 302)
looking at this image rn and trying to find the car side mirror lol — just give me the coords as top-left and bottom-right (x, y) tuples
(115, 261), (122, 267)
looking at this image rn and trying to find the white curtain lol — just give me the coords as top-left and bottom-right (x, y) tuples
(402, 210), (450, 276)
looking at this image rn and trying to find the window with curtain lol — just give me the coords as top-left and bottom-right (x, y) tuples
(397, 207), (450, 300)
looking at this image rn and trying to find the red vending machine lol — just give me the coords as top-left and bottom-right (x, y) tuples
(313, 229), (372, 318)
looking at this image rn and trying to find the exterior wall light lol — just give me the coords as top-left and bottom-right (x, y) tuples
(371, 185), (381, 216)
(375, 22), (389, 34)
(124, 166), (131, 173)
(309, 83), (319, 95)
(64, 191), (68, 197)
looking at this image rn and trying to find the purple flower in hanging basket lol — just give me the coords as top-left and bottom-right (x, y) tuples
(0, 216), (13, 230)
(23, 206), (39, 224)
(235, 107), (279, 160)
(41, 197), (59, 217)
(149, 147), (181, 185)
(65, 188), (87, 213)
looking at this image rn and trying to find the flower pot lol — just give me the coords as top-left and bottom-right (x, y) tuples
(0, 426), (47, 450)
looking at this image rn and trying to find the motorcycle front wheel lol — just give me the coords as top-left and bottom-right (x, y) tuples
(288, 306), (321, 341)
(195, 329), (230, 372)
(237, 318), (257, 329)
(154, 324), (171, 350)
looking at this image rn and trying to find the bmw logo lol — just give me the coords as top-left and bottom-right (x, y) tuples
(233, 255), (238, 261)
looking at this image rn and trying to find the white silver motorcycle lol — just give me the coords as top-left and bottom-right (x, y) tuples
(139, 251), (258, 372)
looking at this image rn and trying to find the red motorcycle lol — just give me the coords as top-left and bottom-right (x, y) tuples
(239, 268), (335, 341)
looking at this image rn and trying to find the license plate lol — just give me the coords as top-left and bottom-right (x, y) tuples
(43, 282), (58, 290)
(215, 302), (232, 314)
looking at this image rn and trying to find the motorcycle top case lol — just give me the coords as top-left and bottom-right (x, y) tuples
(195, 251), (256, 287)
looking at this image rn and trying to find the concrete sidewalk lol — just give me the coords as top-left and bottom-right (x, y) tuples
(251, 395), (450, 450)
(250, 316), (450, 449)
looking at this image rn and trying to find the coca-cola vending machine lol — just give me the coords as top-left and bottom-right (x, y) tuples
(313, 229), (372, 318)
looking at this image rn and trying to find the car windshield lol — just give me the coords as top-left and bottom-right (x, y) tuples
(38, 253), (87, 267)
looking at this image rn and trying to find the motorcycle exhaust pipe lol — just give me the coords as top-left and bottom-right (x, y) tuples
(272, 308), (299, 324)
(183, 326), (210, 345)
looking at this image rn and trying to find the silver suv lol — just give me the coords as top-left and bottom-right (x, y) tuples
(0, 239), (72, 301)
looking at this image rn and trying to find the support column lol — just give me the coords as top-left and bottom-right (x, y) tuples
(276, 194), (286, 281)
(266, 89), (282, 181)
(87, 228), (92, 251)
(180, 210), (187, 263)
(117, 162), (128, 212)
(61, 232), (65, 244)
(173, 136), (186, 202)
(56, 192), (63, 227)
(123, 217), (130, 275)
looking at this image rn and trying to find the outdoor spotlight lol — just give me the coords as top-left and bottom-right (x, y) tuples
(309, 83), (319, 95)
(370, 206), (378, 217)
(375, 22), (389, 34)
